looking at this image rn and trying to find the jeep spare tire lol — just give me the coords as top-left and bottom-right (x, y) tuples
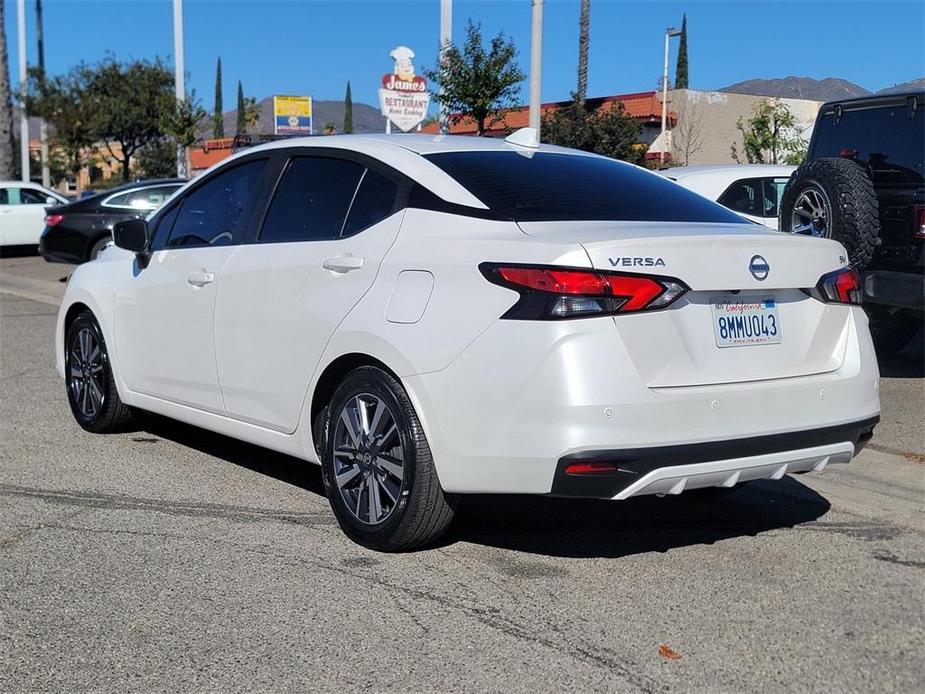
(779, 157), (880, 270)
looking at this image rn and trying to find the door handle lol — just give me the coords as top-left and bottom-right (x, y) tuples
(322, 255), (365, 273)
(186, 269), (215, 287)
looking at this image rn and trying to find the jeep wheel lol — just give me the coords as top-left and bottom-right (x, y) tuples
(779, 158), (880, 271)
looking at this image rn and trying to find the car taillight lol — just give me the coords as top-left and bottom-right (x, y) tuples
(480, 263), (689, 320)
(816, 267), (863, 305)
(45, 214), (64, 227)
(914, 205), (925, 240)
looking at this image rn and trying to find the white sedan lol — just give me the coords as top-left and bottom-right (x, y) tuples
(662, 164), (796, 229)
(55, 134), (879, 550)
(0, 181), (69, 246)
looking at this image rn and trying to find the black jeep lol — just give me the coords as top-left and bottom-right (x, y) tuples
(780, 92), (923, 355)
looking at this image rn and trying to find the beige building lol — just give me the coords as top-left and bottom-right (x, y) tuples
(657, 89), (824, 166)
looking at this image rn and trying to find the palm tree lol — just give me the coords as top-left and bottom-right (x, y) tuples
(0, 1), (15, 179)
(577, 0), (590, 103)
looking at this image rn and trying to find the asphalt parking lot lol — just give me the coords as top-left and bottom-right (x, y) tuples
(1, 253), (923, 692)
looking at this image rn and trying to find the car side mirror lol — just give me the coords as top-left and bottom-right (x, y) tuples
(113, 218), (149, 253)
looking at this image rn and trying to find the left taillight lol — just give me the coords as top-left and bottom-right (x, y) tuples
(480, 263), (689, 320)
(45, 214), (64, 227)
(815, 267), (863, 305)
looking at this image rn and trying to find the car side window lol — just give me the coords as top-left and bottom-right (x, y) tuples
(149, 204), (181, 251)
(342, 169), (400, 237)
(258, 157), (364, 243)
(19, 188), (48, 204)
(718, 179), (762, 216)
(167, 159), (267, 248)
(108, 185), (181, 210)
(762, 178), (789, 219)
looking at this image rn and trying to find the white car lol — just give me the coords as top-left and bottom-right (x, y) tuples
(662, 164), (797, 229)
(55, 134), (880, 550)
(0, 181), (69, 246)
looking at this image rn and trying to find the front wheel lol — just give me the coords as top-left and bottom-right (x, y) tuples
(65, 310), (136, 432)
(320, 366), (457, 551)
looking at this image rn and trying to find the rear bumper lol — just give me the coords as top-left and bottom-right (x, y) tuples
(551, 416), (878, 498)
(39, 228), (87, 265)
(863, 270), (924, 311)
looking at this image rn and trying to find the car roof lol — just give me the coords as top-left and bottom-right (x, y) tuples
(98, 178), (186, 195)
(663, 164), (797, 179)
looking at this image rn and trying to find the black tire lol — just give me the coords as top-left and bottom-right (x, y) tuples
(65, 310), (136, 433)
(87, 235), (111, 262)
(320, 366), (457, 551)
(868, 308), (920, 357)
(779, 158), (880, 270)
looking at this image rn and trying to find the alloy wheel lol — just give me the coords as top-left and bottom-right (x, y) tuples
(332, 394), (404, 525)
(68, 327), (106, 419)
(790, 186), (831, 237)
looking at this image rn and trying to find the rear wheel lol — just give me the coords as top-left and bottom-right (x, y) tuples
(779, 158), (880, 270)
(88, 235), (111, 262)
(320, 366), (456, 551)
(65, 310), (135, 432)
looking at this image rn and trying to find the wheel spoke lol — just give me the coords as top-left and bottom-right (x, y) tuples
(368, 399), (387, 438)
(335, 465), (362, 489)
(81, 380), (90, 414)
(87, 343), (100, 364)
(378, 423), (398, 448)
(377, 475), (398, 504)
(368, 476), (382, 522)
(70, 364), (83, 379)
(377, 454), (403, 480)
(340, 406), (361, 448)
(354, 484), (365, 519)
(88, 378), (104, 410)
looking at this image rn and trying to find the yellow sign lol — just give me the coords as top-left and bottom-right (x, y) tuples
(274, 95), (313, 136)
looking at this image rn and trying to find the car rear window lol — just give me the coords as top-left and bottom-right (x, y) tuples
(811, 100), (924, 185)
(424, 151), (744, 223)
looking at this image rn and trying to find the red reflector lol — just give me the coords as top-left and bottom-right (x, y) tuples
(839, 148), (858, 158)
(605, 275), (665, 312)
(564, 461), (618, 476)
(915, 206), (925, 240)
(497, 267), (608, 295)
(45, 214), (64, 227)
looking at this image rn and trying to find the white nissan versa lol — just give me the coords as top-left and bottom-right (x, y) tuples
(55, 132), (880, 550)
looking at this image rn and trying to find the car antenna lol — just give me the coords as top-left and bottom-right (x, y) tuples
(504, 127), (539, 149)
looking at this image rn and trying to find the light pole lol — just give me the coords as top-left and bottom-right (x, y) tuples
(660, 25), (682, 165)
(528, 0), (543, 136)
(36, 0), (49, 188)
(438, 0), (451, 134)
(16, 0), (28, 182)
(173, 0), (187, 178)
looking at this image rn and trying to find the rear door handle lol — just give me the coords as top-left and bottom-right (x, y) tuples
(186, 269), (215, 287)
(322, 255), (365, 273)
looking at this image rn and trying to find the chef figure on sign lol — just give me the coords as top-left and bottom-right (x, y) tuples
(390, 46), (416, 82)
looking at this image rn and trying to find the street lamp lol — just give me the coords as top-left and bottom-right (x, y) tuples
(660, 26), (682, 165)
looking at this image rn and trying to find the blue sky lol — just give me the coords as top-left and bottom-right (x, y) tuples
(3, 0), (924, 113)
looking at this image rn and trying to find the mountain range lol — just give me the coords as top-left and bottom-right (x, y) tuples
(719, 76), (924, 101)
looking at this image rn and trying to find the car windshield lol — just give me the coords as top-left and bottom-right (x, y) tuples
(424, 151), (745, 223)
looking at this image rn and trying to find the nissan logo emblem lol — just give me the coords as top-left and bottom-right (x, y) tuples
(749, 255), (770, 281)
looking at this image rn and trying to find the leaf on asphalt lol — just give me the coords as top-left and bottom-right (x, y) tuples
(658, 643), (682, 660)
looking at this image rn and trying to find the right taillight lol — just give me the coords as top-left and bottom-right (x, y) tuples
(815, 267), (863, 305)
(45, 214), (64, 227)
(480, 263), (689, 320)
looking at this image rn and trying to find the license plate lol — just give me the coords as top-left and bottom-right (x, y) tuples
(711, 298), (782, 348)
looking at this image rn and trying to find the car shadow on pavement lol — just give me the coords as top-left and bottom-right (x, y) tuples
(140, 413), (327, 498)
(447, 479), (832, 559)
(877, 330), (924, 378)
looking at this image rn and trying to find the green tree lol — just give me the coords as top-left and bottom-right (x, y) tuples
(543, 95), (644, 163)
(25, 65), (96, 180)
(343, 81), (353, 134)
(675, 14), (688, 89)
(83, 57), (175, 181)
(137, 137), (176, 178)
(236, 80), (245, 136)
(0, 1), (14, 179)
(213, 58), (224, 138)
(424, 20), (525, 135)
(160, 88), (206, 151)
(577, 0), (590, 103)
(731, 98), (806, 165)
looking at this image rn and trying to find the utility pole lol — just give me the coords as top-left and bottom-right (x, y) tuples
(36, 0), (49, 187)
(16, 0), (28, 182)
(173, 0), (187, 178)
(528, 0), (543, 136)
(660, 25), (681, 165)
(438, 0), (451, 134)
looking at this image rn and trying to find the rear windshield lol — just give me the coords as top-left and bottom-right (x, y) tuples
(424, 151), (745, 223)
(811, 100), (924, 185)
